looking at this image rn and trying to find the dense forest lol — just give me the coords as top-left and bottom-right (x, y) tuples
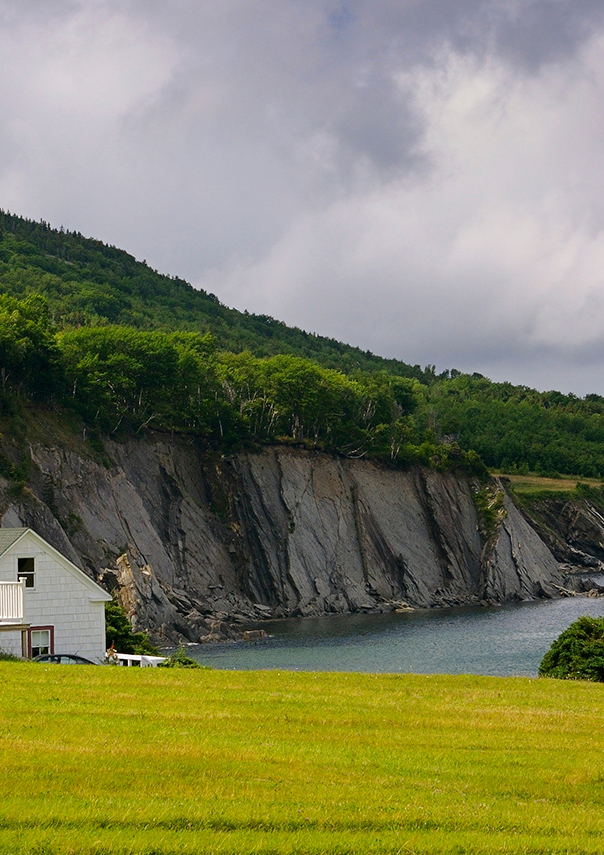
(422, 374), (604, 478)
(1, 210), (604, 479)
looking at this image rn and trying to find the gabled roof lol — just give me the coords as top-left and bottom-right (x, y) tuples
(0, 528), (29, 557)
(0, 527), (112, 602)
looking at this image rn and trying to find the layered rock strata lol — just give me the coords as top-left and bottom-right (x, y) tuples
(0, 435), (565, 642)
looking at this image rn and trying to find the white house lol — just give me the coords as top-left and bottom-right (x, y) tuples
(0, 528), (112, 663)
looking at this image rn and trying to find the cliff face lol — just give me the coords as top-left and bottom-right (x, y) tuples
(0, 433), (565, 642)
(510, 491), (604, 570)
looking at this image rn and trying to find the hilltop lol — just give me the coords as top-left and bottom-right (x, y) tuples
(0, 210), (430, 381)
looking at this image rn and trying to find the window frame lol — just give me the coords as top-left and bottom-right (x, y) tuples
(17, 556), (35, 589)
(28, 626), (54, 658)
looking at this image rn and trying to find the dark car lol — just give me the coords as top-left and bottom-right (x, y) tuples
(33, 653), (96, 665)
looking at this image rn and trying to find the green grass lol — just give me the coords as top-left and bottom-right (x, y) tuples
(495, 472), (604, 494)
(2, 663), (604, 854)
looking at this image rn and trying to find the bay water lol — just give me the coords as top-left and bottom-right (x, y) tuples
(183, 595), (604, 677)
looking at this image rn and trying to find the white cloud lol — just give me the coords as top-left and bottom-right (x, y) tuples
(0, 3), (177, 232)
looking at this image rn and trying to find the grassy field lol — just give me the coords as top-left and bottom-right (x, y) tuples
(494, 472), (603, 494)
(2, 662), (604, 854)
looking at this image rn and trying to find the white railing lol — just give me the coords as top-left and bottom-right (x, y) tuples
(0, 579), (26, 624)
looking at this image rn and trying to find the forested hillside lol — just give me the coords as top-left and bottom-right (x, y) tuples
(1, 210), (604, 479)
(423, 374), (604, 478)
(0, 211), (430, 380)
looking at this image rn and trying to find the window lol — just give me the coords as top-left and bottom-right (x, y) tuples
(18, 557), (35, 588)
(30, 628), (51, 657)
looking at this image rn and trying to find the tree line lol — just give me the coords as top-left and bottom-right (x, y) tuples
(0, 211), (431, 383)
(0, 293), (483, 473)
(422, 374), (604, 478)
(3, 211), (604, 478)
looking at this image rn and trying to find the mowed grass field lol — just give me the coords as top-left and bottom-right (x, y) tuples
(2, 663), (604, 854)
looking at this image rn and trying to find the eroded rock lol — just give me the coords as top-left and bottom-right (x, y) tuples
(0, 434), (569, 642)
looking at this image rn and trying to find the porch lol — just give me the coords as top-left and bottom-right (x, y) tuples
(0, 580), (29, 657)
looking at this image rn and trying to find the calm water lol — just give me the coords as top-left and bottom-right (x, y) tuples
(182, 596), (604, 677)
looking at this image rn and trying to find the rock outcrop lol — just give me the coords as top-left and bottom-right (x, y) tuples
(0, 430), (568, 642)
(515, 492), (604, 568)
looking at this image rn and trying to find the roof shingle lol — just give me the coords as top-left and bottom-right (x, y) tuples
(0, 528), (29, 557)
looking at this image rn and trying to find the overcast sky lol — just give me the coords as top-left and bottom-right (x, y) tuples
(2, 1), (604, 394)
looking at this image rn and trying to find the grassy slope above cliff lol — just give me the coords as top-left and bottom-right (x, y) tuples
(2, 662), (604, 855)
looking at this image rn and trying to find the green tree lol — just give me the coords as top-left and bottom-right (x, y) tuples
(539, 616), (604, 681)
(105, 598), (158, 655)
(0, 294), (61, 400)
(59, 327), (179, 432)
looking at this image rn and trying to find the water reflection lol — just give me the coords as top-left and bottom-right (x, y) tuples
(183, 597), (604, 677)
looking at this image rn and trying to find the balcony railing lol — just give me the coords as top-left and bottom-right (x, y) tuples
(0, 579), (26, 625)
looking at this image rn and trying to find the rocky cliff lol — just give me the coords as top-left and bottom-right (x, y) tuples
(0, 426), (574, 643)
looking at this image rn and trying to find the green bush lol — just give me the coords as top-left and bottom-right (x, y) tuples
(158, 645), (204, 669)
(539, 616), (604, 681)
(472, 485), (507, 540)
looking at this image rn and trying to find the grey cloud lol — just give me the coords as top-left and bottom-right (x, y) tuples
(491, 0), (604, 71)
(327, 78), (425, 177)
(0, 0), (77, 22)
(2, 1), (604, 395)
(348, 1), (604, 70)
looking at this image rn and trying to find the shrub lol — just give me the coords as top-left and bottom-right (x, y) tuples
(472, 485), (507, 541)
(158, 645), (204, 669)
(539, 616), (604, 681)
